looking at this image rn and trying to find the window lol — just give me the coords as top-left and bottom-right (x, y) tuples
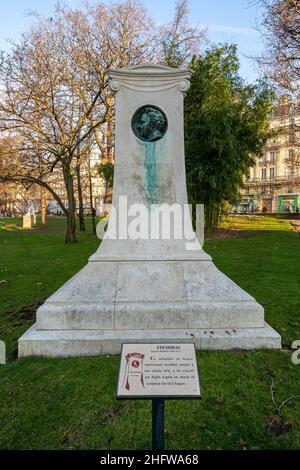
(261, 169), (266, 180)
(289, 133), (295, 144)
(289, 149), (294, 159)
(269, 167), (275, 179)
(270, 151), (276, 163)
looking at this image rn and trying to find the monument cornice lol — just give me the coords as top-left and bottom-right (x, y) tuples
(107, 64), (193, 94)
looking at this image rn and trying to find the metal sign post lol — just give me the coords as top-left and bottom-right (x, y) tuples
(152, 398), (165, 450)
(117, 343), (201, 450)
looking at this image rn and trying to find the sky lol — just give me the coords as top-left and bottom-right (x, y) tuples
(0, 0), (265, 83)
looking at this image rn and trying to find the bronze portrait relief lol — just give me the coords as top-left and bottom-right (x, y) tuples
(131, 105), (168, 142)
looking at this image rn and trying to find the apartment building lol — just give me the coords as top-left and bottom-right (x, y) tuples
(0, 150), (107, 217)
(239, 95), (300, 213)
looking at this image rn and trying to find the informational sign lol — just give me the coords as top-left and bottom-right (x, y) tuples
(117, 343), (201, 399)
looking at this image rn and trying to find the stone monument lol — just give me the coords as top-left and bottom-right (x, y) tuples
(22, 213), (32, 229)
(22, 203), (36, 229)
(18, 65), (281, 357)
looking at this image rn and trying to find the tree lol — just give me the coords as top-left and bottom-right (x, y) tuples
(0, 11), (108, 243)
(75, 143), (86, 232)
(0, 176), (40, 216)
(0, 1), (154, 243)
(97, 160), (114, 205)
(0, 136), (71, 218)
(158, 0), (206, 67)
(63, 0), (155, 163)
(184, 44), (275, 231)
(255, 0), (300, 91)
(87, 147), (97, 236)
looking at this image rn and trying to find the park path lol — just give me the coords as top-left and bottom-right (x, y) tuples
(289, 219), (300, 234)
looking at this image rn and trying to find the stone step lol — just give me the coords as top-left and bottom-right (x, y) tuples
(36, 300), (264, 330)
(18, 322), (281, 358)
(35, 259), (265, 330)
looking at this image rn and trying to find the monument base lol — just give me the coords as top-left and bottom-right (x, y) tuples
(18, 322), (281, 357)
(18, 257), (281, 357)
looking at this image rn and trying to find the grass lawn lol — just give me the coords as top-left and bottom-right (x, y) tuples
(0, 215), (299, 450)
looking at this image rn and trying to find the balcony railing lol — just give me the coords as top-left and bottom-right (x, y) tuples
(258, 159), (277, 166)
(245, 175), (300, 185)
(264, 141), (300, 150)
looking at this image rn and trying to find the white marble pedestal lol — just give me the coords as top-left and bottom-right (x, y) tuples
(18, 65), (281, 357)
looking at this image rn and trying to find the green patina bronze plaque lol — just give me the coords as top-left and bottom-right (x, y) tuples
(131, 105), (168, 142)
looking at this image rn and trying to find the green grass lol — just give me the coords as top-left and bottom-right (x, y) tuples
(0, 215), (299, 450)
(0, 216), (99, 358)
(221, 214), (295, 232)
(209, 216), (300, 347)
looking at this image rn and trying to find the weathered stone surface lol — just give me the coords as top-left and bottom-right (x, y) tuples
(43, 262), (118, 302)
(116, 261), (185, 301)
(33, 258), (264, 331)
(22, 214), (32, 229)
(19, 325), (104, 357)
(187, 301), (264, 329)
(18, 64), (281, 357)
(199, 323), (281, 350)
(37, 302), (114, 330)
(18, 323), (281, 357)
(182, 261), (253, 301)
(114, 300), (188, 330)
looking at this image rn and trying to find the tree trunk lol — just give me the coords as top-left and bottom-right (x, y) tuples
(76, 160), (86, 232)
(107, 119), (114, 161)
(1, 175), (69, 225)
(65, 212), (76, 243)
(205, 199), (221, 235)
(88, 151), (96, 235)
(63, 163), (77, 244)
(103, 179), (108, 205)
(41, 189), (47, 225)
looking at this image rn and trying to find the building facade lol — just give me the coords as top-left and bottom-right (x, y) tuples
(0, 150), (107, 217)
(45, 150), (107, 216)
(239, 95), (300, 213)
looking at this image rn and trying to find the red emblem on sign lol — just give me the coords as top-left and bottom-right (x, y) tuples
(122, 352), (145, 390)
